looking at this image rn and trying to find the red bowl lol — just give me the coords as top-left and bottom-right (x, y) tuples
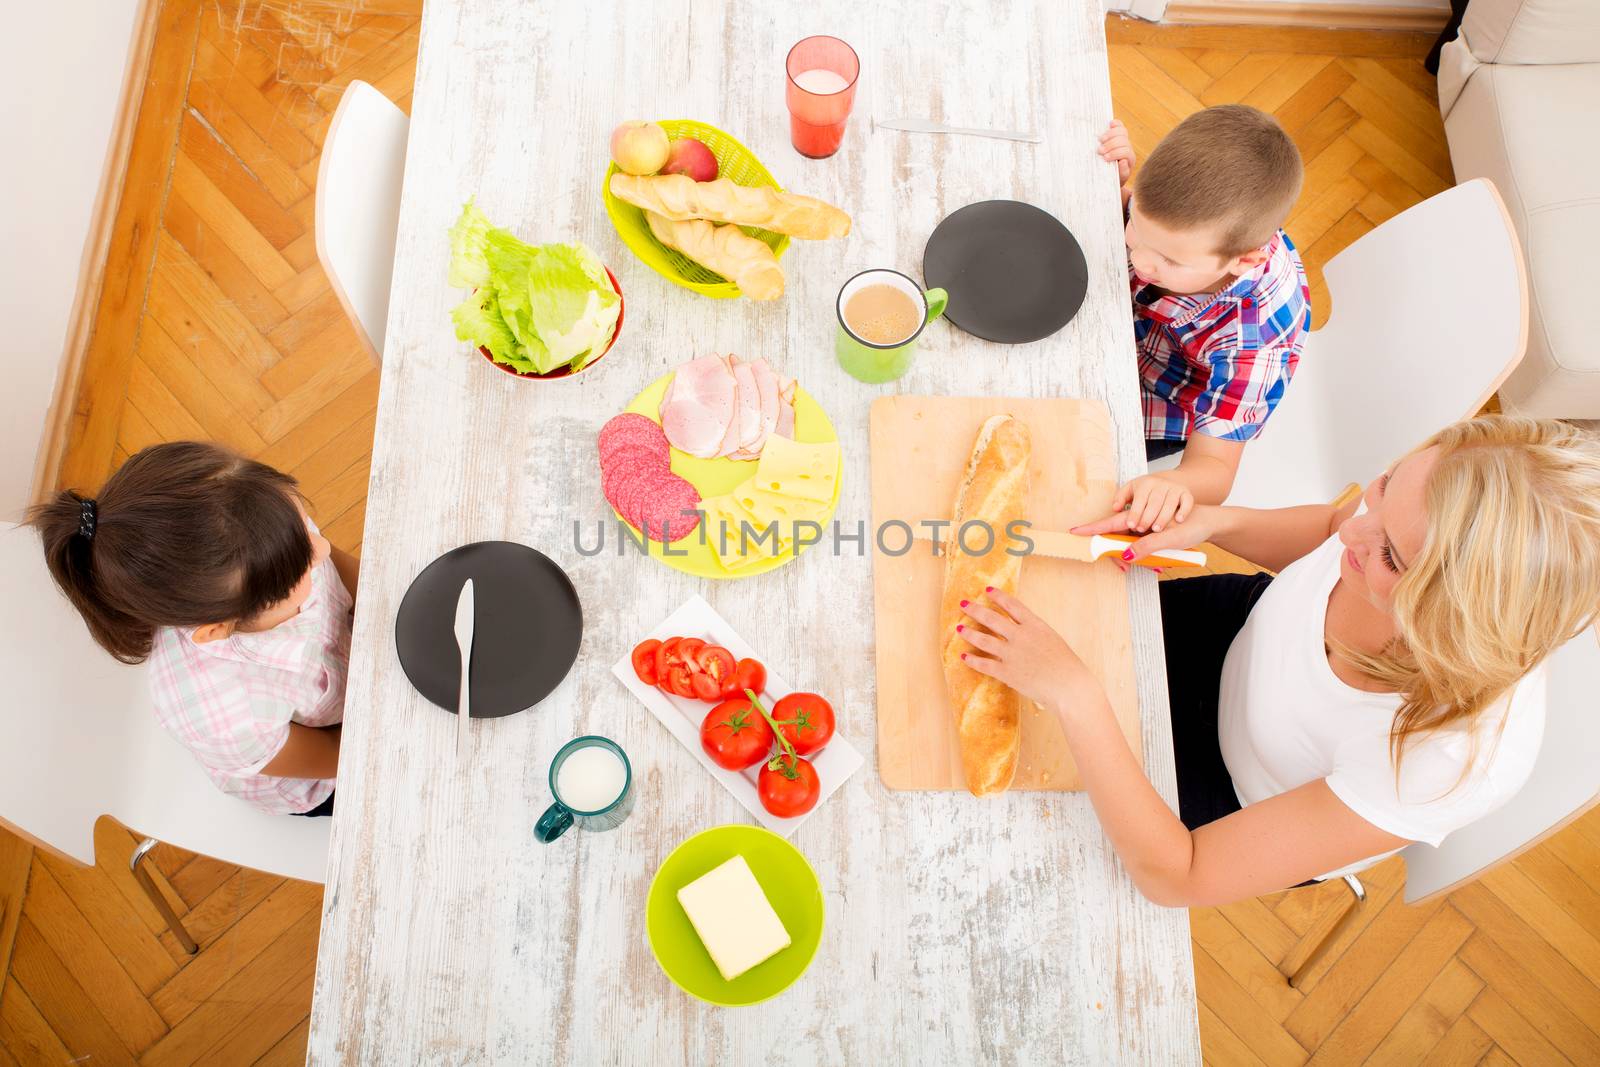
(479, 266), (624, 380)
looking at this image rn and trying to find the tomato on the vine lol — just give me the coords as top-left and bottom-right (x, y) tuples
(770, 692), (835, 756)
(700, 698), (775, 771)
(757, 753), (820, 817)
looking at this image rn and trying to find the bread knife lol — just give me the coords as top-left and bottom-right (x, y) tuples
(915, 528), (1205, 569)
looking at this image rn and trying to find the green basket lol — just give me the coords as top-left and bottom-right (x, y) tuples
(602, 119), (790, 299)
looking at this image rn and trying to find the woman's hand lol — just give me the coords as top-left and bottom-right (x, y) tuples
(1073, 503), (1228, 563)
(957, 588), (1101, 716)
(1098, 119), (1135, 186)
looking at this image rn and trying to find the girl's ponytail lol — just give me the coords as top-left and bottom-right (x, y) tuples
(30, 490), (155, 662)
(26, 443), (313, 664)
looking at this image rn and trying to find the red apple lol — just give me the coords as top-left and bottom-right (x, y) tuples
(661, 137), (719, 182)
(610, 121), (670, 176)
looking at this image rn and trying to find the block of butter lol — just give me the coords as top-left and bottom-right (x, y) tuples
(676, 855), (791, 981)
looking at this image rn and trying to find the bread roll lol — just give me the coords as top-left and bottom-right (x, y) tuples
(610, 173), (850, 240)
(940, 414), (1030, 796)
(645, 212), (785, 300)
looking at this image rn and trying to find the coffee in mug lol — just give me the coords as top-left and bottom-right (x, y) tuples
(843, 284), (922, 345)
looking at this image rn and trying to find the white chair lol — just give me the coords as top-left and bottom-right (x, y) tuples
(1151, 178), (1528, 508)
(316, 79), (410, 364)
(1279, 624), (1599, 986)
(0, 524), (329, 951)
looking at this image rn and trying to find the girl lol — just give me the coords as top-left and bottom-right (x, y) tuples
(956, 415), (1600, 904)
(29, 442), (358, 817)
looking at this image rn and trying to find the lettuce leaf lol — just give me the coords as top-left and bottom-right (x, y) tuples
(445, 201), (618, 374)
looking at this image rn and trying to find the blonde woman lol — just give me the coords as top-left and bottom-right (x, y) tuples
(955, 415), (1600, 905)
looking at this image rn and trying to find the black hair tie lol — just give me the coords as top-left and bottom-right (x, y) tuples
(78, 498), (98, 540)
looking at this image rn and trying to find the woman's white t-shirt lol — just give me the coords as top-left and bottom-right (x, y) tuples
(1217, 531), (1547, 876)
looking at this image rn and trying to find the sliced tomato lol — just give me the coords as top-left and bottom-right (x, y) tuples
(676, 638), (706, 667)
(724, 657), (767, 698)
(630, 639), (661, 685)
(655, 636), (683, 678)
(700, 698), (775, 770)
(690, 671), (722, 701)
(663, 663), (696, 698)
(771, 692), (835, 756)
(757, 754), (820, 817)
(694, 646), (736, 688)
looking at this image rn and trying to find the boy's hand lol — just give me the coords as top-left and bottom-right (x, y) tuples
(1098, 120), (1135, 186)
(957, 588), (1098, 713)
(1113, 474), (1194, 534)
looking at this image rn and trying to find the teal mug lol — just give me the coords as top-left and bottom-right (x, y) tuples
(835, 268), (948, 384)
(535, 735), (634, 843)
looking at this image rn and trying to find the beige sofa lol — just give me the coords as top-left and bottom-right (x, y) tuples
(1438, 0), (1600, 417)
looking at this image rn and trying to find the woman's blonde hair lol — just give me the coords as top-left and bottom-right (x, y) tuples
(1343, 415), (1600, 774)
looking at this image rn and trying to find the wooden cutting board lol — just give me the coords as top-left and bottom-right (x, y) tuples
(869, 395), (1141, 791)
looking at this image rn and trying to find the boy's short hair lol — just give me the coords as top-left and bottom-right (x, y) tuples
(1133, 104), (1303, 258)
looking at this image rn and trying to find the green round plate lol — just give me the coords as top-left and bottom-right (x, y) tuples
(646, 825), (824, 1007)
(615, 370), (841, 579)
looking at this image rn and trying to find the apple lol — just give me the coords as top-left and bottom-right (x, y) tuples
(661, 137), (719, 182)
(610, 121), (670, 176)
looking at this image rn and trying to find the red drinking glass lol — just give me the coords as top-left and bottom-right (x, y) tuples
(785, 35), (860, 159)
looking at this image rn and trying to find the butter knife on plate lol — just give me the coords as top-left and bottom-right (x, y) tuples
(915, 528), (1205, 569)
(875, 117), (1041, 143)
(453, 578), (475, 759)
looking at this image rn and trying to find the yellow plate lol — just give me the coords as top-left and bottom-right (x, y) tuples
(616, 370), (841, 579)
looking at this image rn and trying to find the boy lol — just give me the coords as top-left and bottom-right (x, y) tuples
(1097, 105), (1309, 532)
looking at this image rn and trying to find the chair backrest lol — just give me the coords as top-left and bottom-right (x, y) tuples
(0, 524), (328, 882)
(1225, 178), (1528, 510)
(315, 80), (410, 364)
(1403, 625), (1600, 903)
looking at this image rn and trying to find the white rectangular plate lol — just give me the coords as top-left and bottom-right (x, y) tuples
(611, 594), (864, 837)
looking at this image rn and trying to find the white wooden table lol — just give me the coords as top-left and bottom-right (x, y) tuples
(309, 2), (1200, 1062)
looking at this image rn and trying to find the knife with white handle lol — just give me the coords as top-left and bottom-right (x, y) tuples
(875, 117), (1041, 143)
(453, 578), (475, 759)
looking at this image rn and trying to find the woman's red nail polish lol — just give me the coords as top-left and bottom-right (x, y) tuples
(961, 653), (968, 660)
(959, 599), (968, 608)
(1121, 549), (1135, 561)
(956, 624), (964, 633)
(985, 586), (993, 593)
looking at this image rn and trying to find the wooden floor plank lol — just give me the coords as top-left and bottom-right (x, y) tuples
(0, 977), (75, 1066)
(1466, 986), (1568, 1067)
(1105, 18), (1439, 59)
(136, 318), (271, 454)
(7, 918), (137, 1066)
(33, 852), (178, 998)
(169, 148), (298, 290)
(1241, 53), (1333, 115)
(1191, 907), (1304, 1023)
(1307, 905), (1474, 1065)
(253, 371), (381, 474)
(254, 1016), (311, 1067)
(18, 865), (168, 1053)
(1200, 1000), (1271, 1067)
(1194, 943), (1309, 1065)
(1417, 1014), (1495, 1067)
(1367, 959), (1485, 1066)
(177, 109), (305, 250)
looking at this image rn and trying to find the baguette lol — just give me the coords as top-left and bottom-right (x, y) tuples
(940, 414), (1030, 796)
(645, 212), (785, 300)
(610, 173), (850, 240)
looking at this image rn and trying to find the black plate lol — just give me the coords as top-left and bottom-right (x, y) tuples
(394, 541), (582, 718)
(923, 200), (1090, 344)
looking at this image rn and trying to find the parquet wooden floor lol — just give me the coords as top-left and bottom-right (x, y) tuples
(7, 7), (1595, 1065)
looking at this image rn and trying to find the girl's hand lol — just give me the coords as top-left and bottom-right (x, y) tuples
(1073, 503), (1227, 562)
(1097, 120), (1135, 186)
(1112, 473), (1194, 534)
(957, 588), (1099, 714)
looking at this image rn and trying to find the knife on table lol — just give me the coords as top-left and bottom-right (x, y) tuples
(915, 528), (1206, 569)
(453, 578), (476, 759)
(875, 117), (1041, 143)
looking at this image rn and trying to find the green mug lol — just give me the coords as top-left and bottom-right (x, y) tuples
(834, 268), (948, 384)
(535, 736), (634, 843)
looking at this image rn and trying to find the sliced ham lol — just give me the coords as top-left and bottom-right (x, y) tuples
(731, 360), (763, 454)
(659, 353), (736, 458)
(751, 358), (781, 443)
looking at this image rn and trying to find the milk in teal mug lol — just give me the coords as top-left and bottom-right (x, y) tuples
(535, 736), (634, 843)
(835, 268), (948, 384)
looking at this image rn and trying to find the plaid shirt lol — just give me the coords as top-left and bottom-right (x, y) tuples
(1134, 229), (1311, 442)
(148, 551), (352, 815)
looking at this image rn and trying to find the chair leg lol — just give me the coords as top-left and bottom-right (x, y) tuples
(130, 838), (198, 955)
(1282, 875), (1366, 988)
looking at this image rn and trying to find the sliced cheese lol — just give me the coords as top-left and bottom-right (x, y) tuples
(732, 484), (833, 527)
(703, 488), (793, 571)
(676, 855), (791, 981)
(753, 436), (839, 503)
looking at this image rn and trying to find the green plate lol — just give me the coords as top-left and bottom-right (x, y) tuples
(646, 825), (824, 1006)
